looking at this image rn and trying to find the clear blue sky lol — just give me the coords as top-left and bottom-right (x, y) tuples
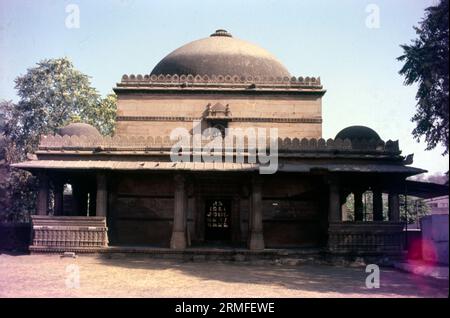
(0, 0), (447, 175)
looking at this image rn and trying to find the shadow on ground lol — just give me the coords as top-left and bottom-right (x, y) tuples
(95, 254), (449, 297)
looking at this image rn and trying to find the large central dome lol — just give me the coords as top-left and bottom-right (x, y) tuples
(151, 29), (291, 78)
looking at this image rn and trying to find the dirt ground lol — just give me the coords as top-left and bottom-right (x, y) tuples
(0, 253), (448, 298)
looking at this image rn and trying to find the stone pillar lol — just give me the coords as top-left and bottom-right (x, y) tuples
(388, 192), (400, 222)
(71, 186), (80, 216)
(185, 185), (190, 247)
(373, 189), (383, 221)
(73, 185), (88, 216)
(194, 194), (205, 242)
(231, 194), (241, 243)
(36, 172), (49, 216)
(328, 178), (341, 222)
(354, 190), (364, 221)
(89, 190), (97, 216)
(53, 179), (64, 216)
(170, 174), (187, 249)
(248, 175), (264, 250)
(96, 173), (107, 217)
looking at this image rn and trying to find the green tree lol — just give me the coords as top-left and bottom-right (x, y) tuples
(91, 93), (117, 136)
(1, 101), (37, 222)
(68, 93), (117, 136)
(4, 57), (116, 158)
(0, 58), (117, 222)
(0, 157), (37, 223)
(398, 0), (449, 155)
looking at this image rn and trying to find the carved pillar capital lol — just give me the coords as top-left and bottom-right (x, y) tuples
(174, 174), (185, 190)
(251, 174), (262, 190)
(326, 174), (340, 186)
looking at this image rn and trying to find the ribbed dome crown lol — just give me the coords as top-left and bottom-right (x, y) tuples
(151, 30), (291, 78)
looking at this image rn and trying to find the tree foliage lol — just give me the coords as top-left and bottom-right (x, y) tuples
(398, 0), (449, 155)
(3, 57), (116, 158)
(0, 58), (116, 222)
(93, 93), (117, 136)
(0, 141), (37, 223)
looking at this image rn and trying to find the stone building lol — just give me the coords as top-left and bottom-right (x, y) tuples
(13, 30), (432, 259)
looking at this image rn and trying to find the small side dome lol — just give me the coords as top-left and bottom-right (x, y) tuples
(335, 126), (381, 141)
(58, 123), (101, 137)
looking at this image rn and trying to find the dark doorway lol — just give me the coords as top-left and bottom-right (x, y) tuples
(205, 199), (231, 241)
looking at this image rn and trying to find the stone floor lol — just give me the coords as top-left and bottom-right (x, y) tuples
(0, 253), (448, 298)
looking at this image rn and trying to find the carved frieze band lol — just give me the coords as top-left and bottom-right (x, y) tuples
(38, 134), (401, 154)
(327, 222), (404, 253)
(116, 115), (322, 124)
(31, 216), (108, 248)
(120, 73), (322, 87)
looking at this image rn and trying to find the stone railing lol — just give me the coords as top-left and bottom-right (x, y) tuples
(328, 222), (404, 255)
(38, 135), (400, 154)
(118, 73), (323, 89)
(29, 216), (108, 253)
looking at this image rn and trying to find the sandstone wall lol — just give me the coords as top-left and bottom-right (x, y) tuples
(115, 93), (322, 139)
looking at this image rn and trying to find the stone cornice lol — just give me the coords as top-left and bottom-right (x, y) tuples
(116, 115), (323, 124)
(120, 73), (322, 87)
(113, 87), (326, 96)
(36, 134), (401, 156)
(114, 73), (325, 95)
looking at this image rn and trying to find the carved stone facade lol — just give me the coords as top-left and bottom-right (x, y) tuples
(13, 30), (428, 259)
(328, 222), (404, 254)
(30, 216), (108, 253)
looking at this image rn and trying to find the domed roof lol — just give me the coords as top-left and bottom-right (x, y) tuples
(58, 123), (101, 137)
(335, 126), (381, 141)
(151, 29), (291, 78)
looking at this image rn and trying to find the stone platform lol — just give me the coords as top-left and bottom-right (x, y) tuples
(105, 246), (325, 263)
(30, 245), (321, 262)
(29, 245), (406, 266)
